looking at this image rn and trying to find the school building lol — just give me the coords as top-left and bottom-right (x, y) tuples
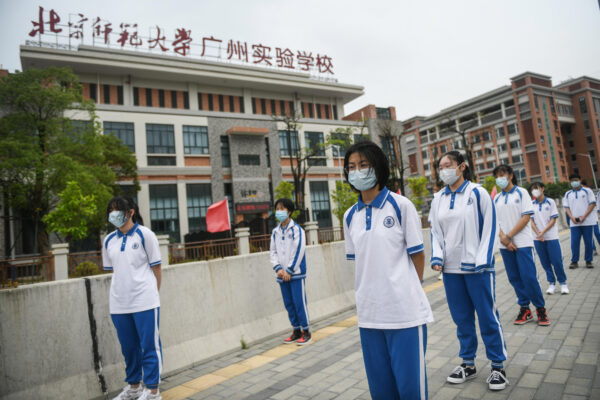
(348, 72), (600, 190)
(14, 44), (372, 245)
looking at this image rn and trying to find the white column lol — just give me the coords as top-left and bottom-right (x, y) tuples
(235, 227), (250, 255)
(188, 82), (198, 110)
(304, 222), (319, 245)
(174, 124), (185, 168)
(138, 183), (151, 228)
(52, 243), (69, 280)
(243, 88), (253, 115)
(177, 181), (189, 241)
(134, 120), (147, 167)
(328, 179), (341, 228)
(156, 235), (170, 267)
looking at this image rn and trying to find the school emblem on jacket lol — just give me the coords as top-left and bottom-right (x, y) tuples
(132, 242), (139, 250)
(288, 233), (293, 239)
(545, 206), (550, 211)
(383, 216), (395, 228)
(514, 198), (520, 204)
(467, 197), (473, 205)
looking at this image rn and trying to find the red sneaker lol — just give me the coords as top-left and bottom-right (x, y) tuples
(536, 308), (550, 326)
(297, 331), (312, 345)
(283, 329), (302, 344)
(514, 307), (533, 325)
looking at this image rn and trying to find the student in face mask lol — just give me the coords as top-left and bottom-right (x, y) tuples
(269, 198), (311, 345)
(492, 165), (550, 327)
(529, 182), (568, 295)
(429, 151), (508, 391)
(102, 196), (163, 400)
(563, 173), (597, 269)
(343, 140), (433, 400)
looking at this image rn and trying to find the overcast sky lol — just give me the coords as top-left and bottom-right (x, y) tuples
(1, 0), (599, 120)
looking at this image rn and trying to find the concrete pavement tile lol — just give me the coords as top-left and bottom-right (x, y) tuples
(455, 381), (488, 399)
(532, 382), (564, 400)
(533, 348), (556, 361)
(505, 387), (536, 400)
(516, 373), (544, 389)
(551, 355), (576, 370)
(510, 352), (535, 366)
(569, 363), (596, 379)
(525, 360), (551, 374)
(543, 368), (569, 384)
(563, 377), (592, 396)
(428, 356), (451, 369)
(575, 351), (598, 365)
(560, 396), (589, 400)
(431, 386), (462, 400)
(332, 388), (365, 400)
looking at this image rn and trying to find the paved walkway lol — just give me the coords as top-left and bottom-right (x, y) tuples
(157, 232), (600, 400)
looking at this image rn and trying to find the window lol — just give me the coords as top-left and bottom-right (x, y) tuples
(183, 126), (209, 154)
(239, 97), (245, 113)
(553, 120), (558, 131)
(316, 104), (322, 119)
(219, 95), (225, 112)
(260, 98), (266, 115)
(270, 99), (276, 115)
(587, 136), (593, 144)
(221, 136), (231, 167)
(510, 140), (520, 149)
(158, 89), (165, 107)
(440, 144), (447, 153)
(545, 166), (550, 176)
(380, 136), (396, 165)
(172, 91), (178, 108)
(486, 162), (494, 169)
(543, 151), (547, 160)
(550, 99), (556, 114)
(187, 184), (212, 232)
(279, 130), (300, 156)
(133, 87), (139, 106)
(472, 135), (481, 144)
(309, 181), (332, 228)
(561, 166), (566, 174)
(146, 124), (175, 153)
(229, 96), (235, 112)
(513, 154), (523, 163)
(104, 121), (135, 152)
(305, 132), (325, 166)
(499, 143), (507, 152)
(117, 86), (124, 105)
(354, 134), (368, 143)
(239, 154), (260, 165)
(208, 95), (214, 111)
(584, 120), (590, 131)
(534, 94), (539, 110)
(183, 92), (189, 109)
(149, 185), (179, 241)
(332, 105), (338, 120)
(559, 151), (563, 160)
(103, 84), (110, 104)
(330, 132), (349, 157)
(540, 136), (545, 145)
(376, 107), (391, 120)
(475, 150), (483, 158)
(89, 83), (97, 102)
(537, 118), (543, 130)
(482, 131), (491, 141)
(421, 149), (428, 159)
(145, 88), (152, 107)
(579, 96), (587, 114)
(496, 126), (505, 138)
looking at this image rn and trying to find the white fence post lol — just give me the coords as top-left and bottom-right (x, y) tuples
(304, 222), (319, 245)
(157, 235), (170, 267)
(51, 243), (69, 280)
(235, 227), (250, 255)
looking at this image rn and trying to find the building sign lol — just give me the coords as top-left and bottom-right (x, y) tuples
(26, 6), (336, 77)
(235, 202), (271, 214)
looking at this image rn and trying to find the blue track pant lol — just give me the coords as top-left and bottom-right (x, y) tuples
(501, 247), (545, 309)
(593, 223), (600, 248)
(443, 272), (507, 368)
(360, 325), (428, 400)
(534, 239), (567, 285)
(570, 226), (594, 263)
(279, 278), (309, 330)
(111, 308), (163, 389)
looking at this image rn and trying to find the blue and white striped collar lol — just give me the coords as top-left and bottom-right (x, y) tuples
(115, 222), (139, 238)
(442, 180), (469, 195)
(279, 219), (296, 233)
(500, 185), (518, 197)
(357, 187), (389, 210)
(533, 197), (550, 205)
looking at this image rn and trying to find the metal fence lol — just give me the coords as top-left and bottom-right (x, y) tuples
(249, 234), (272, 253)
(68, 251), (103, 277)
(318, 227), (344, 244)
(0, 255), (54, 289)
(169, 237), (238, 264)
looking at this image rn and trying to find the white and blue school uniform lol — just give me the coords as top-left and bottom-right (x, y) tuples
(429, 180), (507, 369)
(531, 197), (566, 285)
(344, 187), (433, 400)
(102, 222), (163, 389)
(593, 191), (600, 247)
(495, 186), (545, 309)
(269, 219), (309, 331)
(563, 187), (597, 263)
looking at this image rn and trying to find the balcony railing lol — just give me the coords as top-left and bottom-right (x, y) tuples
(169, 237), (238, 264)
(318, 227), (344, 244)
(249, 234), (272, 253)
(0, 255), (54, 288)
(68, 251), (103, 276)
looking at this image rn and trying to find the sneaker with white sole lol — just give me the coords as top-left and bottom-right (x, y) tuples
(138, 389), (161, 400)
(446, 364), (477, 384)
(113, 385), (143, 400)
(560, 284), (570, 294)
(487, 368), (509, 390)
(546, 284), (555, 295)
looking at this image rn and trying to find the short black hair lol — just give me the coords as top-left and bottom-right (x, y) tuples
(569, 173), (581, 180)
(107, 196), (144, 225)
(343, 140), (390, 191)
(492, 164), (517, 185)
(274, 198), (294, 213)
(530, 181), (545, 190)
(438, 150), (471, 180)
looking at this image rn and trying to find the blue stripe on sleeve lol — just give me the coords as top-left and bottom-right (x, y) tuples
(103, 266), (113, 271)
(149, 260), (161, 267)
(289, 226), (303, 273)
(346, 254), (355, 260)
(407, 243), (424, 255)
(486, 191), (497, 267)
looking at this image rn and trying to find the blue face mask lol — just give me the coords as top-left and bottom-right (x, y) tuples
(275, 210), (289, 223)
(108, 211), (127, 228)
(348, 168), (377, 191)
(571, 180), (581, 189)
(496, 177), (509, 189)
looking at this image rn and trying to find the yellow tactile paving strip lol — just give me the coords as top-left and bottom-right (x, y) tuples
(164, 230), (571, 400)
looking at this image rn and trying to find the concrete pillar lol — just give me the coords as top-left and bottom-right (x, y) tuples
(235, 227), (250, 255)
(52, 243), (69, 280)
(304, 221), (319, 245)
(157, 234), (170, 267)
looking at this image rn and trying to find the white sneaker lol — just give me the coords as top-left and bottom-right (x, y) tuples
(561, 284), (570, 294)
(546, 284), (555, 295)
(138, 389), (161, 400)
(113, 385), (143, 400)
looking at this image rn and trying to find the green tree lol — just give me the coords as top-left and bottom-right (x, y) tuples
(274, 181), (300, 219)
(481, 176), (498, 194)
(545, 182), (571, 199)
(0, 67), (138, 254)
(407, 177), (429, 210)
(331, 181), (358, 226)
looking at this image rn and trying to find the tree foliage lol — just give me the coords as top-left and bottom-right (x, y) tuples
(331, 181), (358, 226)
(545, 182), (571, 199)
(480, 176), (498, 194)
(0, 67), (138, 254)
(42, 181), (97, 241)
(407, 177), (429, 210)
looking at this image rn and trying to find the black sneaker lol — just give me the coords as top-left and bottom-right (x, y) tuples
(487, 368), (509, 390)
(586, 262), (594, 269)
(514, 307), (533, 325)
(297, 331), (312, 345)
(283, 329), (302, 344)
(569, 262), (579, 269)
(447, 364), (477, 384)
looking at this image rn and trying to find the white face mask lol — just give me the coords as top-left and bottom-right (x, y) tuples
(531, 189), (542, 198)
(439, 168), (460, 185)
